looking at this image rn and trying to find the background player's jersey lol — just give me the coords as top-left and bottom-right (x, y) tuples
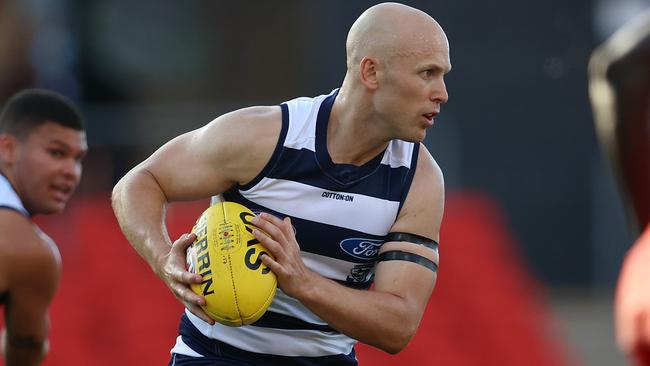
(0, 173), (29, 216)
(172, 90), (420, 364)
(0, 173), (29, 306)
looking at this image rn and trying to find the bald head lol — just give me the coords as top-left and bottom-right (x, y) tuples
(346, 3), (447, 70)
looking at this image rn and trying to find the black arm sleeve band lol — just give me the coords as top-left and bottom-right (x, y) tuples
(377, 250), (438, 272)
(385, 232), (439, 251)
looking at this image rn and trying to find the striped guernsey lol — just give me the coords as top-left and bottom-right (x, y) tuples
(171, 90), (420, 365)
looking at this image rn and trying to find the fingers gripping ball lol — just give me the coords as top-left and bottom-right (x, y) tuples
(186, 202), (277, 326)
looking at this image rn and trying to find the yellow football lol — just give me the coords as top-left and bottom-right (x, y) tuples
(186, 201), (277, 326)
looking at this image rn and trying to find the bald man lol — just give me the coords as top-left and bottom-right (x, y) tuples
(589, 9), (650, 365)
(112, 3), (450, 365)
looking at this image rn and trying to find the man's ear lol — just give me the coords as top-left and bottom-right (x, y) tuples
(0, 133), (18, 165)
(359, 56), (380, 90)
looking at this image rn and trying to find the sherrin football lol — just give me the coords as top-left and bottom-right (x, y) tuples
(186, 201), (277, 326)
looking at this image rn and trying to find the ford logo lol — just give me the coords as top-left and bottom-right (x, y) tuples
(340, 238), (384, 261)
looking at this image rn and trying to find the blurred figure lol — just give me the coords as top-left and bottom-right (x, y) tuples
(589, 9), (650, 365)
(0, 1), (35, 100)
(0, 89), (86, 365)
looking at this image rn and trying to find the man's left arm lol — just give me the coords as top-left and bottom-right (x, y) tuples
(254, 145), (443, 354)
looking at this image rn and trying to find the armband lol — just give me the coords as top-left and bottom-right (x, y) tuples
(385, 232), (438, 251)
(377, 250), (438, 272)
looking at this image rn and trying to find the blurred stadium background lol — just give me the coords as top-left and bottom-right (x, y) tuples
(2, 0), (649, 364)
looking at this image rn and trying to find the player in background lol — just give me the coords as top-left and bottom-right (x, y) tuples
(113, 2), (447, 365)
(589, 9), (650, 366)
(0, 89), (87, 366)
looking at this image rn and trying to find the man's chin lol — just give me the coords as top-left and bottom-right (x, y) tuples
(401, 131), (426, 143)
(38, 202), (67, 215)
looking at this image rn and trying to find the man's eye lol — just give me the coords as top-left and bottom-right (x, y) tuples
(49, 150), (64, 158)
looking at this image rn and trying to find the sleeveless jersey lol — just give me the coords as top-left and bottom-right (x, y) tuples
(172, 90), (420, 364)
(0, 173), (29, 216)
(0, 173), (29, 306)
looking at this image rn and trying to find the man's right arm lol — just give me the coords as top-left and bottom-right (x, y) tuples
(111, 106), (283, 322)
(111, 158), (213, 321)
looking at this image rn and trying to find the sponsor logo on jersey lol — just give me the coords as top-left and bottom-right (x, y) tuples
(347, 262), (376, 283)
(321, 191), (354, 202)
(339, 238), (383, 261)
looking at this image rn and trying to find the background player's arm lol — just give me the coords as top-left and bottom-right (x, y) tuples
(589, 10), (650, 361)
(589, 10), (650, 227)
(111, 106), (282, 322)
(254, 145), (442, 353)
(0, 212), (60, 366)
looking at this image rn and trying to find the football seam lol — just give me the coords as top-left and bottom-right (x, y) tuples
(227, 252), (242, 325)
(222, 202), (243, 326)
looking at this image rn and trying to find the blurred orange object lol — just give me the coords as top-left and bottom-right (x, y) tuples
(615, 225), (650, 366)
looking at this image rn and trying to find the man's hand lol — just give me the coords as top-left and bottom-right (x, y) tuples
(616, 227), (650, 365)
(251, 213), (316, 299)
(157, 233), (215, 324)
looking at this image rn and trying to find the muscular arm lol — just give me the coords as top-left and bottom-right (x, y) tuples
(111, 106), (282, 322)
(0, 211), (60, 366)
(255, 145), (443, 353)
(589, 9), (650, 228)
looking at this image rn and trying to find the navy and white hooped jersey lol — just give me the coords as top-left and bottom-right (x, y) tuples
(1, 173), (28, 307)
(172, 90), (420, 364)
(0, 173), (29, 216)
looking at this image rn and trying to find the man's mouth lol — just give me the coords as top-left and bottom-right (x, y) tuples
(51, 184), (73, 199)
